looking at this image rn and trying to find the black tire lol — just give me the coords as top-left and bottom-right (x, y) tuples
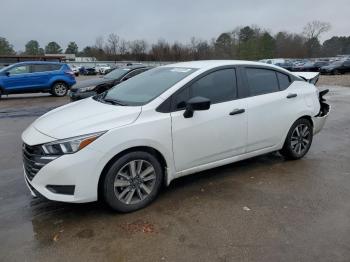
(51, 82), (68, 97)
(333, 69), (341, 75)
(280, 118), (313, 160)
(103, 151), (163, 212)
(0, 89), (2, 100)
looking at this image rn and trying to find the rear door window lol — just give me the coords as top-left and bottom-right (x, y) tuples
(245, 68), (279, 96)
(32, 64), (61, 72)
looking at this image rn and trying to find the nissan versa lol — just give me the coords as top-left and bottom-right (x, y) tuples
(22, 61), (330, 212)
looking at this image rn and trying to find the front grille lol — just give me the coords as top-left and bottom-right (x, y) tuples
(22, 144), (55, 181)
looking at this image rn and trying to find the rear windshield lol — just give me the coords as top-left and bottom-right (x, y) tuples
(104, 67), (196, 106)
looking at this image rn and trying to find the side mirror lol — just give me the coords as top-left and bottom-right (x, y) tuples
(5, 71), (10, 77)
(183, 96), (211, 118)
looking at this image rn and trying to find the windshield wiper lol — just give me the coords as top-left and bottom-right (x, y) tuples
(93, 92), (127, 106)
(102, 98), (127, 106)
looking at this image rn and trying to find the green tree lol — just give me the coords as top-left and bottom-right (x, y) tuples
(0, 37), (15, 55)
(45, 41), (62, 54)
(258, 32), (276, 59)
(25, 40), (41, 55)
(215, 33), (233, 58)
(65, 41), (79, 54)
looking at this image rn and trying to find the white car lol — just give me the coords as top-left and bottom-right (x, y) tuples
(69, 65), (80, 76)
(95, 64), (111, 75)
(22, 60), (330, 212)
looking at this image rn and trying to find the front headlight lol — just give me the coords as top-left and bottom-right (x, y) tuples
(79, 86), (96, 92)
(41, 131), (106, 155)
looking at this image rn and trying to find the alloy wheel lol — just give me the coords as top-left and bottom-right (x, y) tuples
(54, 83), (67, 96)
(290, 124), (311, 155)
(113, 160), (156, 205)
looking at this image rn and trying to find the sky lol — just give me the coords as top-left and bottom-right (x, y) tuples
(0, 0), (348, 51)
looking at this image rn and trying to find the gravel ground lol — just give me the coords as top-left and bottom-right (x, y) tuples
(318, 74), (350, 87)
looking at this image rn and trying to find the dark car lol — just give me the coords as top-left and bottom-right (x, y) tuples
(292, 61), (329, 72)
(69, 66), (151, 101)
(275, 62), (294, 71)
(320, 60), (350, 75)
(0, 61), (76, 98)
(79, 66), (97, 75)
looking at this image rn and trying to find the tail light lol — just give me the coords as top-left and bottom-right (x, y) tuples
(65, 70), (75, 78)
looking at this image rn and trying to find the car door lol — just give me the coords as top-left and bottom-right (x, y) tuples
(170, 68), (247, 172)
(3, 64), (32, 92)
(243, 67), (300, 152)
(31, 64), (56, 89)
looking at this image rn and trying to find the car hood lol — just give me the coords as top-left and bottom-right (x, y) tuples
(72, 77), (114, 89)
(32, 98), (142, 139)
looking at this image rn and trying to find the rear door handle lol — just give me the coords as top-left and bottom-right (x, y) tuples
(229, 108), (245, 116)
(287, 93), (297, 99)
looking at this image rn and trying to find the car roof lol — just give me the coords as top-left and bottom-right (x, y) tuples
(163, 60), (290, 72)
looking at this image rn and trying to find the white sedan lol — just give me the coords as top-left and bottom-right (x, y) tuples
(22, 60), (330, 212)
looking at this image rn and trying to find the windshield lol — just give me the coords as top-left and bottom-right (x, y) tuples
(104, 68), (131, 79)
(0, 64), (12, 72)
(330, 61), (343, 66)
(103, 67), (197, 106)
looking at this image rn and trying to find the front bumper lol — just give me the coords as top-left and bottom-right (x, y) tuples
(23, 146), (105, 203)
(69, 90), (97, 101)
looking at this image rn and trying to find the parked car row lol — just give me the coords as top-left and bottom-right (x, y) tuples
(0, 61), (152, 99)
(261, 58), (350, 74)
(69, 65), (152, 101)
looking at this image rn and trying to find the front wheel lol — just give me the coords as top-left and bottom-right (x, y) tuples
(103, 151), (163, 212)
(280, 118), (313, 160)
(51, 82), (68, 97)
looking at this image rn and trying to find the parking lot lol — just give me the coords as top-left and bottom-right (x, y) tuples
(1, 75), (350, 262)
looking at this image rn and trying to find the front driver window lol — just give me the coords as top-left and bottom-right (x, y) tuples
(173, 68), (237, 110)
(8, 65), (30, 75)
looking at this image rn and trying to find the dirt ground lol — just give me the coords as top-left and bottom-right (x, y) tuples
(318, 74), (350, 87)
(0, 76), (350, 262)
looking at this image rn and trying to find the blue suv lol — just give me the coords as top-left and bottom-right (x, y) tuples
(0, 62), (76, 98)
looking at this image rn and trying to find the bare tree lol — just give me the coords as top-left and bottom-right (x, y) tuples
(118, 39), (129, 59)
(95, 36), (104, 50)
(106, 33), (120, 61)
(303, 21), (331, 39)
(129, 40), (147, 60)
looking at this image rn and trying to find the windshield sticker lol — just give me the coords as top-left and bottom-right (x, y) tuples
(170, 68), (192, 73)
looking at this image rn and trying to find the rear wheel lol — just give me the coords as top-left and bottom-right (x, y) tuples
(51, 82), (68, 97)
(280, 118), (313, 160)
(103, 151), (163, 212)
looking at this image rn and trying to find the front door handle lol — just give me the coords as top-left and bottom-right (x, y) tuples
(287, 93), (297, 99)
(229, 108), (245, 116)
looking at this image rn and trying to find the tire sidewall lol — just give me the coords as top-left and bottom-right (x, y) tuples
(52, 82), (68, 97)
(282, 118), (313, 160)
(103, 151), (163, 212)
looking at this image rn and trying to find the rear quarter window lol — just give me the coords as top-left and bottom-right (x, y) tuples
(277, 72), (291, 90)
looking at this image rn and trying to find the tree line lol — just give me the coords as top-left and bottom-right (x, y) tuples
(1, 21), (350, 61)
